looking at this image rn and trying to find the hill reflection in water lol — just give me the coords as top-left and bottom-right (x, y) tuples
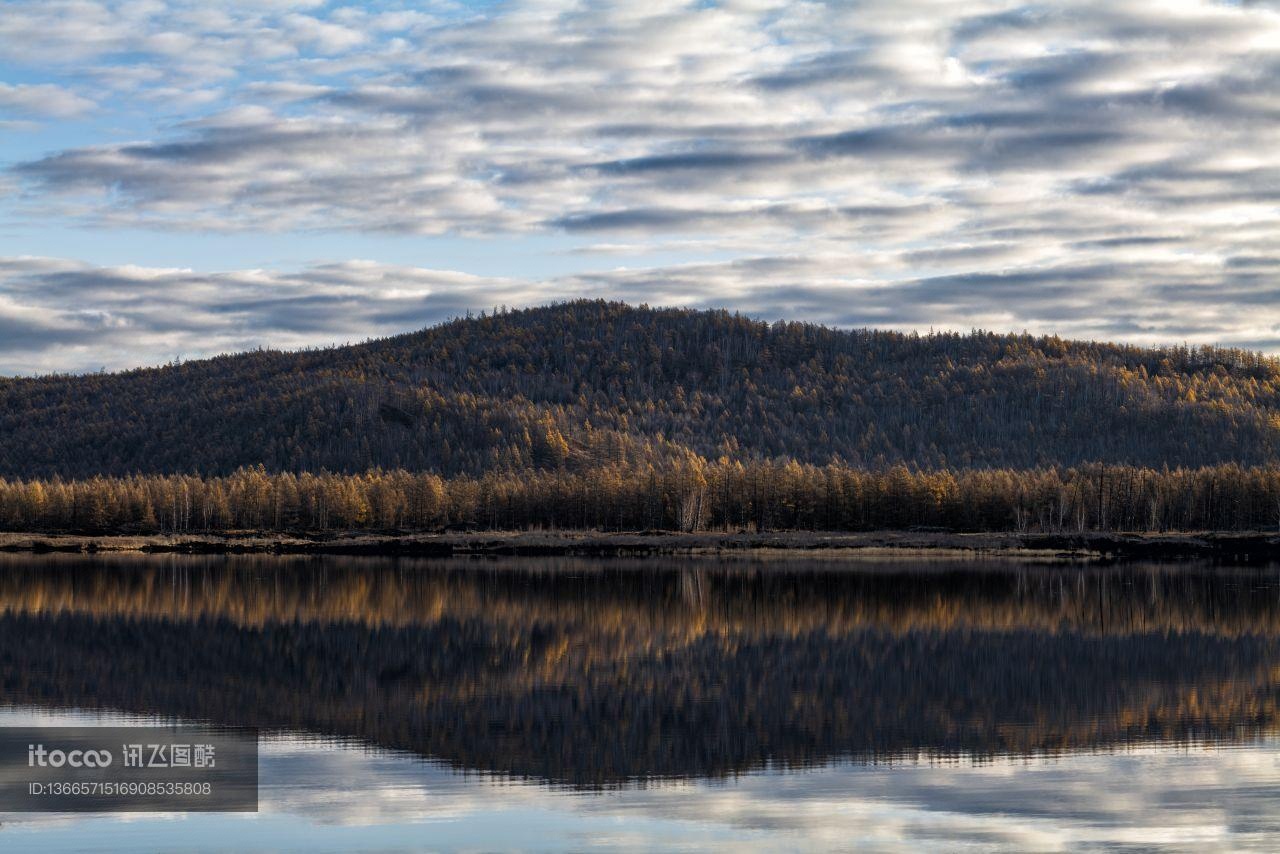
(2, 554), (1279, 788)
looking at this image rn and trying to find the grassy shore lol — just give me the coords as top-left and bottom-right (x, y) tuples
(2, 529), (1280, 561)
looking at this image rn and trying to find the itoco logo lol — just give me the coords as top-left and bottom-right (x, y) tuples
(27, 745), (113, 768)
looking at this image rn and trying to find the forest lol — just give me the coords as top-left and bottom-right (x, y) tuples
(5, 300), (1280, 535)
(3, 300), (1280, 480)
(3, 460), (1280, 534)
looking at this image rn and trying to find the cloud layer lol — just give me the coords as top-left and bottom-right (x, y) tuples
(4, 250), (1280, 375)
(2, 0), (1280, 370)
(7, 705), (1280, 852)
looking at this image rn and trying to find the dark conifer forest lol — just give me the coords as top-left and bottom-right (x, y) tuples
(3, 300), (1280, 534)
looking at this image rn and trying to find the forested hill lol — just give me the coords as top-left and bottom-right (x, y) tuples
(2, 300), (1279, 480)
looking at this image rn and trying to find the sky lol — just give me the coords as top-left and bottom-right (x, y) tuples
(1, 0), (1279, 374)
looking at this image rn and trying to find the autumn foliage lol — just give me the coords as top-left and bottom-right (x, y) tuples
(4, 460), (1280, 534)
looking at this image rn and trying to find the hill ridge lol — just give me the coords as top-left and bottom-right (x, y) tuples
(2, 300), (1278, 479)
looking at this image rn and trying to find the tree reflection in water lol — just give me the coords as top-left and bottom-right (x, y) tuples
(2, 554), (1279, 788)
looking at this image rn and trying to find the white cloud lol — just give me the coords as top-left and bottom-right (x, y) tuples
(4, 251), (1280, 375)
(1, 1), (1280, 366)
(4, 707), (1280, 852)
(7, 2), (1280, 248)
(0, 82), (95, 118)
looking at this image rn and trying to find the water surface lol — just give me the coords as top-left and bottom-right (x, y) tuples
(2, 554), (1280, 850)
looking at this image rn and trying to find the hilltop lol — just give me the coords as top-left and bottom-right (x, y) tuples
(2, 300), (1278, 480)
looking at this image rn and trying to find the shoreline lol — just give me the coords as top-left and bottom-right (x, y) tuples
(2, 529), (1280, 561)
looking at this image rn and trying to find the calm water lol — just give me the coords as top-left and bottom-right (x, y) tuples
(3, 554), (1280, 851)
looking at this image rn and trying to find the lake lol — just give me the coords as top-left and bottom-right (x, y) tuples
(2, 553), (1280, 851)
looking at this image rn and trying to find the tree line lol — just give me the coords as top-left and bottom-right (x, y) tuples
(3, 459), (1280, 534)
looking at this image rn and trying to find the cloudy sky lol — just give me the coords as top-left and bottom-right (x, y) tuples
(1, 0), (1278, 373)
